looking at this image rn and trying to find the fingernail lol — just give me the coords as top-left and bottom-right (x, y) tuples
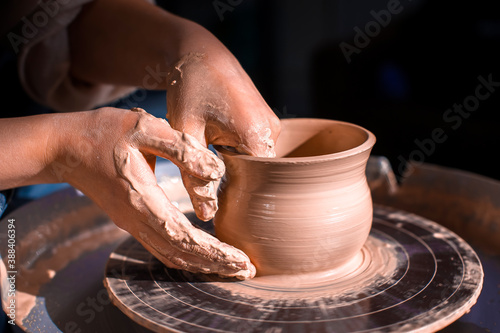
(192, 183), (215, 199)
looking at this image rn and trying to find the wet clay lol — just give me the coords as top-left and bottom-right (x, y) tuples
(105, 203), (483, 333)
(193, 234), (399, 301)
(113, 109), (255, 279)
(165, 52), (279, 159)
(214, 119), (376, 276)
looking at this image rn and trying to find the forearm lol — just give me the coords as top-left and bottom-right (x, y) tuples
(0, 114), (70, 190)
(67, 0), (280, 159)
(68, 0), (232, 90)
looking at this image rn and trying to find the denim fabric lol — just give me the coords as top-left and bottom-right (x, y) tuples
(0, 193), (6, 218)
(0, 190), (13, 218)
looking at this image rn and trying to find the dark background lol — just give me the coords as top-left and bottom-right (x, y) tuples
(159, 0), (500, 181)
(2, 0), (499, 181)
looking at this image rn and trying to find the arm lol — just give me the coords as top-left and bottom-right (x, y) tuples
(68, 0), (281, 220)
(0, 114), (62, 189)
(68, 0), (189, 88)
(0, 109), (255, 279)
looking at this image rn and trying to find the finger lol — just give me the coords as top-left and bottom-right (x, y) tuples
(181, 172), (218, 221)
(132, 199), (256, 279)
(165, 114), (223, 220)
(135, 223), (256, 280)
(130, 110), (225, 181)
(236, 126), (276, 157)
(232, 116), (280, 158)
(115, 147), (255, 279)
(203, 106), (281, 158)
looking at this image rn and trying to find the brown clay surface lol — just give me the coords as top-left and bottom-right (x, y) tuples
(214, 119), (376, 276)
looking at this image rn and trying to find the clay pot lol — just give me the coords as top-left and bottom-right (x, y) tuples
(214, 118), (376, 276)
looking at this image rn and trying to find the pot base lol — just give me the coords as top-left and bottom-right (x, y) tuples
(105, 205), (483, 333)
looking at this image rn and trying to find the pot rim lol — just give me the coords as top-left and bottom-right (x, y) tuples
(215, 118), (376, 164)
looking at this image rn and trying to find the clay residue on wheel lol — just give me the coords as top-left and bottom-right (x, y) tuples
(189, 235), (400, 304)
(0, 203), (127, 329)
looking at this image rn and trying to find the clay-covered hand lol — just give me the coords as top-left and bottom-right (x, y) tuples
(68, 0), (280, 222)
(59, 107), (256, 279)
(166, 49), (281, 221)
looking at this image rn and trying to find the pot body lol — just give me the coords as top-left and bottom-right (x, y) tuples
(214, 119), (376, 276)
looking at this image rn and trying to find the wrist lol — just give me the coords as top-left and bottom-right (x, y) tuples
(45, 112), (85, 184)
(0, 114), (72, 189)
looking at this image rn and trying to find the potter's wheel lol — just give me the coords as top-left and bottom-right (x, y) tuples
(104, 206), (483, 333)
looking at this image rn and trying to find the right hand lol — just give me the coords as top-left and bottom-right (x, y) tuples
(165, 46), (281, 222)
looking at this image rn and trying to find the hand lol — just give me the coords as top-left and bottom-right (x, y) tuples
(166, 52), (280, 157)
(66, 0), (280, 270)
(165, 48), (281, 221)
(68, 0), (280, 221)
(57, 107), (256, 279)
